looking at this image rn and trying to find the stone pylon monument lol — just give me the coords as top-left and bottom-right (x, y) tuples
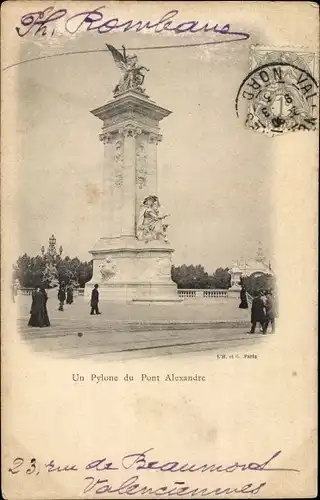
(85, 45), (178, 301)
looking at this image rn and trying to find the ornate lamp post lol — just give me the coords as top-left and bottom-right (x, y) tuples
(244, 260), (248, 277)
(48, 234), (57, 260)
(256, 242), (265, 263)
(41, 234), (63, 288)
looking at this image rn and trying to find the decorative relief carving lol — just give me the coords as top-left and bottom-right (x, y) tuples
(99, 258), (117, 281)
(113, 140), (124, 187)
(135, 113), (159, 129)
(136, 142), (148, 189)
(99, 131), (114, 144)
(103, 113), (158, 130)
(104, 112), (135, 128)
(119, 125), (142, 138)
(101, 121), (159, 138)
(149, 133), (163, 144)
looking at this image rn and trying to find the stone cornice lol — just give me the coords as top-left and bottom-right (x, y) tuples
(91, 92), (171, 124)
(90, 247), (174, 256)
(100, 124), (162, 142)
(149, 133), (163, 144)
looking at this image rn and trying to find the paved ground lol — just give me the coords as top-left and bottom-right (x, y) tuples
(16, 293), (268, 360)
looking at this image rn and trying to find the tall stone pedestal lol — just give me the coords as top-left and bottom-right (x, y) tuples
(85, 90), (179, 301)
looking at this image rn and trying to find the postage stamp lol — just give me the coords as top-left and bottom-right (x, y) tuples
(236, 46), (319, 136)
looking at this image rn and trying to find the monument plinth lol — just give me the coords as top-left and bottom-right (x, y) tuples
(85, 47), (178, 301)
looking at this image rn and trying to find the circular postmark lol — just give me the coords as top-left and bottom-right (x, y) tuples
(235, 61), (318, 136)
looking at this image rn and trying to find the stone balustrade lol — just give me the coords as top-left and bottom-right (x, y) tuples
(18, 287), (243, 302)
(178, 289), (233, 301)
(18, 287), (85, 297)
(18, 288), (34, 296)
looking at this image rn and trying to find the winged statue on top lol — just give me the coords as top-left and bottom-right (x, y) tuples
(106, 44), (149, 96)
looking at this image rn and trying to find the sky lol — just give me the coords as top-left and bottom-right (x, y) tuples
(5, 3), (280, 273)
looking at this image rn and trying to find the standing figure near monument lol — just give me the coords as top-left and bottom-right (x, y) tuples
(28, 286), (44, 327)
(40, 286), (50, 327)
(249, 291), (266, 334)
(66, 284), (74, 305)
(58, 282), (66, 311)
(90, 284), (101, 315)
(239, 285), (249, 309)
(263, 290), (276, 334)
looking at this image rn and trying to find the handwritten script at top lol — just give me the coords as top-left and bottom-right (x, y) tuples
(8, 448), (300, 497)
(15, 6), (250, 43)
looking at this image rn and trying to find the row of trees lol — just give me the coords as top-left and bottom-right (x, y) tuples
(171, 265), (231, 289)
(13, 256), (232, 290)
(13, 255), (274, 292)
(241, 274), (275, 296)
(13, 254), (93, 288)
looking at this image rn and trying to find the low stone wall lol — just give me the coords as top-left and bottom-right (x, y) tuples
(178, 289), (240, 301)
(18, 287), (246, 303)
(18, 288), (33, 296)
(18, 287), (85, 297)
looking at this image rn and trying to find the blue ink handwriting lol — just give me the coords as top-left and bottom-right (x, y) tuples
(16, 6), (250, 44)
(83, 475), (267, 496)
(8, 449), (300, 497)
(121, 448), (300, 474)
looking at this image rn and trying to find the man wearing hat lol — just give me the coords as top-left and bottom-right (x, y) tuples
(90, 284), (101, 315)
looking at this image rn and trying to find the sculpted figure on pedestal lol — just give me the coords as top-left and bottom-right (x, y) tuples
(137, 195), (170, 243)
(106, 44), (149, 96)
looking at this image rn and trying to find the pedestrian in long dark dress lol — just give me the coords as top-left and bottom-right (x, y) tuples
(90, 284), (101, 315)
(66, 285), (74, 305)
(58, 283), (66, 311)
(239, 286), (249, 309)
(28, 287), (44, 327)
(40, 287), (51, 327)
(263, 290), (276, 333)
(250, 292), (266, 334)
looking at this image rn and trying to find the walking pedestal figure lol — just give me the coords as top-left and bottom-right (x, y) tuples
(85, 49), (178, 301)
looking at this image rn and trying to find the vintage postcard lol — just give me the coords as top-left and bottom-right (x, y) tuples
(1, 1), (318, 498)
